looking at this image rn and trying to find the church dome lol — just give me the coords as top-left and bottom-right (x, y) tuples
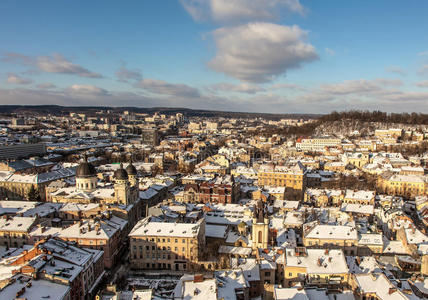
(114, 163), (128, 180)
(76, 157), (97, 178)
(125, 162), (137, 175)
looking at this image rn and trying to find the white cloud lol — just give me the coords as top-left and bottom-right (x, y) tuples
(208, 23), (318, 83)
(208, 82), (264, 94)
(2, 52), (102, 78)
(136, 78), (201, 98)
(325, 48), (335, 56)
(386, 66), (406, 76)
(180, 0), (304, 24)
(36, 54), (102, 78)
(419, 65), (428, 75)
(1, 77), (428, 113)
(269, 83), (306, 91)
(319, 78), (402, 95)
(66, 84), (108, 95)
(116, 66), (142, 82)
(36, 82), (56, 89)
(6, 73), (33, 85)
(416, 80), (428, 88)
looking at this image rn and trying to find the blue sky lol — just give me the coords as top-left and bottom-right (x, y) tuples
(1, 0), (428, 113)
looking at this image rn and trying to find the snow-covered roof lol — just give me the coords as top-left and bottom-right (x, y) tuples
(205, 224), (227, 239)
(285, 248), (348, 274)
(60, 217), (127, 240)
(0, 274), (70, 300)
(173, 275), (216, 300)
(344, 190), (375, 200)
(215, 270), (248, 300)
(0, 216), (36, 232)
(129, 218), (202, 238)
(274, 287), (309, 300)
(341, 203), (374, 215)
(231, 257), (260, 281)
(354, 273), (407, 300)
(305, 224), (358, 240)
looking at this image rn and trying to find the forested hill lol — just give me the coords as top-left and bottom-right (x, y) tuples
(319, 110), (428, 125)
(0, 105), (319, 120)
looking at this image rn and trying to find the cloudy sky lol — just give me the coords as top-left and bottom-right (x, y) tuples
(1, 0), (428, 113)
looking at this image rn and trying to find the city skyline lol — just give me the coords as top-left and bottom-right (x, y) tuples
(1, 0), (428, 113)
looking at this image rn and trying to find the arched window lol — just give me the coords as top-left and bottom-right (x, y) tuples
(258, 231), (262, 243)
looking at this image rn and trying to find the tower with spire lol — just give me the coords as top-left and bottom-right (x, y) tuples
(126, 160), (138, 187)
(114, 163), (138, 205)
(251, 200), (269, 249)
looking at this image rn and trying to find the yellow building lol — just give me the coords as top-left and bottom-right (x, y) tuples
(343, 152), (370, 168)
(323, 161), (346, 172)
(357, 233), (383, 256)
(257, 163), (306, 192)
(302, 223), (358, 256)
(296, 137), (341, 152)
(0, 168), (74, 201)
(304, 189), (343, 207)
(377, 173), (427, 198)
(343, 190), (376, 205)
(129, 217), (205, 271)
(283, 248), (349, 287)
(0, 216), (37, 247)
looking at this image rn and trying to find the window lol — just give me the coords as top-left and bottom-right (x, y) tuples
(258, 231), (263, 243)
(182, 239), (186, 243)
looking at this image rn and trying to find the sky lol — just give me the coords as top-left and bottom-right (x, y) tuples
(1, 0), (428, 113)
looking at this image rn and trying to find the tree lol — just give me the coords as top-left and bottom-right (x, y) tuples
(27, 185), (40, 201)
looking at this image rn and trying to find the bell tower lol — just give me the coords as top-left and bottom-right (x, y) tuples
(114, 163), (130, 204)
(251, 200), (269, 249)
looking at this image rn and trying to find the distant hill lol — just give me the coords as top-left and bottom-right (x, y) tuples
(0, 105), (321, 120)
